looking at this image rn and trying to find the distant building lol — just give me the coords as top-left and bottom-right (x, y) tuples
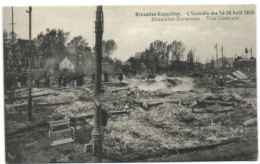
(59, 56), (76, 73)
(205, 60), (215, 72)
(223, 57), (234, 70)
(195, 62), (204, 72)
(233, 57), (256, 74)
(215, 57), (234, 71)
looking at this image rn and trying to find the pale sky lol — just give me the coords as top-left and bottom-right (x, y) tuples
(3, 5), (256, 62)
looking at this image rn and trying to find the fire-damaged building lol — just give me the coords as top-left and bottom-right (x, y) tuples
(213, 57), (235, 73)
(233, 57), (256, 76)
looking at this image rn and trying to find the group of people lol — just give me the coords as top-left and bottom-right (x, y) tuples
(57, 74), (67, 88)
(29, 71), (125, 89)
(57, 73), (85, 88)
(147, 71), (154, 79)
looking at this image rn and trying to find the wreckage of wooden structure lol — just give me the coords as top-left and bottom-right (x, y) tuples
(111, 87), (131, 93)
(5, 102), (70, 114)
(15, 93), (59, 100)
(70, 110), (131, 122)
(5, 103), (29, 114)
(132, 93), (241, 118)
(198, 100), (234, 107)
(15, 89), (27, 93)
(6, 110), (130, 137)
(243, 118), (257, 127)
(133, 94), (238, 110)
(220, 69), (257, 88)
(193, 106), (233, 113)
(35, 102), (70, 107)
(134, 99), (180, 110)
(231, 70), (248, 80)
(48, 119), (75, 146)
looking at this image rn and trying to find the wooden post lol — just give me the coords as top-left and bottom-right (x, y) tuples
(92, 5), (103, 163)
(27, 6), (33, 121)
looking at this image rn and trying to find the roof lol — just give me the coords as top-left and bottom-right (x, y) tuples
(15, 39), (36, 51)
(59, 47), (95, 70)
(60, 55), (77, 66)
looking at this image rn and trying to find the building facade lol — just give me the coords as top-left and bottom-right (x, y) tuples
(59, 56), (76, 72)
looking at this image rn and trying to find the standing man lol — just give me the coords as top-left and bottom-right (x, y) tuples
(46, 75), (50, 88)
(92, 72), (95, 83)
(35, 77), (40, 88)
(118, 72), (123, 81)
(58, 74), (62, 88)
(104, 71), (108, 82)
(80, 72), (85, 86)
(63, 75), (67, 88)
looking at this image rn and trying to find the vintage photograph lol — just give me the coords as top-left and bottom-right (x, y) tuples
(3, 5), (257, 162)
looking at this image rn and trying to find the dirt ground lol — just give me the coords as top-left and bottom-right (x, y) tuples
(5, 76), (258, 162)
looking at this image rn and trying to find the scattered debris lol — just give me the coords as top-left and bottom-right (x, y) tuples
(5, 73), (257, 162)
(111, 87), (131, 93)
(243, 118), (257, 127)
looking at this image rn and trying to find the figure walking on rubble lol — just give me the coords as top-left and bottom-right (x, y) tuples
(104, 71), (108, 82)
(58, 74), (62, 87)
(63, 75), (67, 88)
(76, 73), (80, 86)
(46, 76), (50, 88)
(92, 72), (95, 82)
(35, 77), (40, 88)
(118, 72), (123, 81)
(79, 72), (85, 86)
(147, 70), (153, 79)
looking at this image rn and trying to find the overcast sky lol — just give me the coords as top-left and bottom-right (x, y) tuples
(3, 5), (256, 62)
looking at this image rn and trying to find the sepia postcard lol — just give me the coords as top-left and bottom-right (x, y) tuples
(3, 5), (257, 163)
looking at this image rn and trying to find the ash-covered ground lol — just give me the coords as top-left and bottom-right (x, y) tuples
(5, 75), (257, 162)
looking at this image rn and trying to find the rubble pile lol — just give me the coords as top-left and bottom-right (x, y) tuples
(53, 101), (95, 118)
(101, 76), (256, 161)
(5, 74), (257, 162)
